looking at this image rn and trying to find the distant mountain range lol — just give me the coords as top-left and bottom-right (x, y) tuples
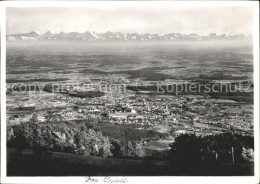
(7, 31), (251, 42)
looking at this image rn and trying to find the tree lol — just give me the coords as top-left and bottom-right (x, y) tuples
(169, 134), (202, 163)
(241, 147), (254, 162)
(7, 121), (113, 158)
(168, 133), (254, 163)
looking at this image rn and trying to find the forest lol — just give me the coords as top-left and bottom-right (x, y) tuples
(7, 121), (254, 163)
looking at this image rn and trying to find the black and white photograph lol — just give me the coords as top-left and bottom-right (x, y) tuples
(1, 1), (259, 184)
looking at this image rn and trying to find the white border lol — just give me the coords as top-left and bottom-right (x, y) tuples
(0, 3), (7, 182)
(0, 1), (259, 7)
(253, 2), (260, 184)
(1, 1), (259, 184)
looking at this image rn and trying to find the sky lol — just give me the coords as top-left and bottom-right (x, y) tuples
(6, 7), (253, 35)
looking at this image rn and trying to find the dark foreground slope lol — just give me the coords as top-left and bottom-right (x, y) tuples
(7, 148), (254, 176)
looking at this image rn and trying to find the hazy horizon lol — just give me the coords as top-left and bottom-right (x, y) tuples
(7, 39), (253, 56)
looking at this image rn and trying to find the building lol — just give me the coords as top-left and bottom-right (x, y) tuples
(109, 109), (138, 119)
(18, 101), (36, 111)
(193, 121), (209, 129)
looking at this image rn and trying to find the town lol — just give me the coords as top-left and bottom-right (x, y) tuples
(7, 75), (254, 146)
